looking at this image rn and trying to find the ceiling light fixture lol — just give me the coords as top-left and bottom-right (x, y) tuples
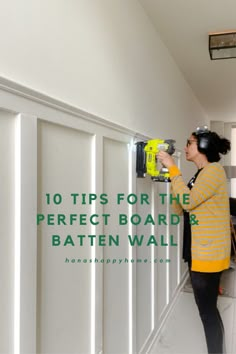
(209, 30), (236, 60)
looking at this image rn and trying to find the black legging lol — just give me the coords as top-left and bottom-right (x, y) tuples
(189, 269), (225, 354)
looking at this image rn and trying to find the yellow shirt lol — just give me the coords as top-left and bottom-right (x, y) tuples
(169, 163), (231, 272)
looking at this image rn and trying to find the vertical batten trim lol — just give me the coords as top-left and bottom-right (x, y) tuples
(14, 114), (21, 354)
(128, 141), (134, 354)
(91, 135), (97, 354)
(166, 183), (170, 305)
(151, 184), (155, 330)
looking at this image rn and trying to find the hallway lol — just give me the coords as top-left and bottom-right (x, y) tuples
(1, 1), (236, 352)
(149, 266), (236, 354)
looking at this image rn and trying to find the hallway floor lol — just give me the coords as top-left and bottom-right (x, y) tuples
(149, 266), (236, 354)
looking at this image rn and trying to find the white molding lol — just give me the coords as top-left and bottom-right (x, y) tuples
(14, 113), (37, 354)
(128, 139), (137, 354)
(93, 133), (104, 354)
(0, 76), (149, 140)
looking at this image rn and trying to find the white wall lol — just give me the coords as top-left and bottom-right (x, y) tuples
(0, 0), (206, 142)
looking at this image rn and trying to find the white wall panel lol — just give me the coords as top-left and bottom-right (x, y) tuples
(136, 177), (153, 351)
(154, 182), (169, 320)
(0, 110), (15, 354)
(37, 121), (93, 353)
(103, 137), (130, 354)
(169, 217), (179, 300)
(136, 173), (183, 353)
(0, 82), (187, 353)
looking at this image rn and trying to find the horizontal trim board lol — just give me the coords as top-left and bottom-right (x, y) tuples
(0, 76), (149, 141)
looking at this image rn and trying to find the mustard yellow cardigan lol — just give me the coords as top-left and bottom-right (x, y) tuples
(169, 163), (231, 272)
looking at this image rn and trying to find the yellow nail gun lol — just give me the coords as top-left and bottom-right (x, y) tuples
(136, 139), (176, 182)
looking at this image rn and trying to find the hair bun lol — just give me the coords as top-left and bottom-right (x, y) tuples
(219, 137), (231, 155)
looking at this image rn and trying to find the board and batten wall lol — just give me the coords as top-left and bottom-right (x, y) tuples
(0, 3), (208, 349)
(0, 80), (186, 354)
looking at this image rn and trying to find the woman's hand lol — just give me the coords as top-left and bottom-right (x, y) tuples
(157, 151), (175, 168)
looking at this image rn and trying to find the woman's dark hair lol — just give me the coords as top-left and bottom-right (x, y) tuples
(192, 131), (231, 162)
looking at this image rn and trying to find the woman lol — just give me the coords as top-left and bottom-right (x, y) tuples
(158, 127), (231, 354)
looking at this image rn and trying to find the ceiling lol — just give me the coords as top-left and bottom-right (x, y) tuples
(139, 0), (236, 122)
